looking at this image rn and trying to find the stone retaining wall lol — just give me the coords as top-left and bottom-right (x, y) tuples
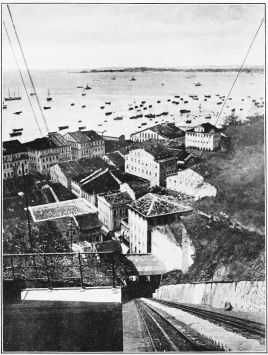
(153, 281), (265, 312)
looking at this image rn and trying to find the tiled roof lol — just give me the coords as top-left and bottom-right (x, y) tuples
(106, 151), (125, 168)
(75, 213), (102, 230)
(67, 131), (91, 143)
(131, 123), (185, 139)
(103, 191), (133, 205)
(24, 137), (58, 151)
(128, 193), (192, 217)
(49, 133), (70, 147)
(129, 140), (175, 159)
(3, 140), (27, 156)
(49, 183), (77, 201)
(149, 186), (195, 202)
(57, 157), (108, 180)
(186, 123), (222, 134)
(81, 171), (120, 195)
(111, 170), (150, 185)
(83, 130), (103, 141)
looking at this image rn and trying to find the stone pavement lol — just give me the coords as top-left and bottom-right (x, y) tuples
(123, 299), (152, 352)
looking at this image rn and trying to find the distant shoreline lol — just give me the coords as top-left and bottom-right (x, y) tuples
(72, 66), (264, 74)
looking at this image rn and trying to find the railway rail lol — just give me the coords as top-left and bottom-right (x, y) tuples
(135, 299), (221, 352)
(152, 298), (266, 339)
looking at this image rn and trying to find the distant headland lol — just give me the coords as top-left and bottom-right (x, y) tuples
(74, 66), (264, 74)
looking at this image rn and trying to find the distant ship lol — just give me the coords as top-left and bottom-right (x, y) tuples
(5, 89), (21, 101)
(130, 76), (136, 81)
(195, 82), (201, 86)
(84, 84), (91, 90)
(114, 116), (123, 120)
(3, 101), (7, 109)
(47, 89), (52, 102)
(59, 126), (69, 130)
(10, 131), (22, 137)
(13, 128), (23, 132)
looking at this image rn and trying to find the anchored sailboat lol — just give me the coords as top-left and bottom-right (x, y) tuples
(46, 89), (52, 102)
(4, 89), (21, 101)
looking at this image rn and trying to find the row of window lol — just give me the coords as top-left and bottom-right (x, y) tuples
(3, 153), (25, 163)
(126, 164), (157, 177)
(3, 168), (27, 178)
(139, 132), (159, 139)
(3, 160), (27, 169)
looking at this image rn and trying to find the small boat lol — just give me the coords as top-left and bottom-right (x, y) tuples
(13, 128), (23, 132)
(79, 126), (86, 130)
(195, 82), (201, 86)
(161, 83), (164, 86)
(43, 107), (51, 110)
(205, 95), (211, 98)
(205, 116), (211, 119)
(105, 102), (111, 105)
(59, 126), (69, 130)
(10, 131), (22, 137)
(104, 120), (107, 122)
(141, 123), (147, 126)
(85, 84), (91, 90)
(184, 101), (188, 104)
(78, 120), (82, 122)
(13, 111), (22, 115)
(135, 106), (138, 109)
(46, 89), (52, 102)
(5, 89), (22, 101)
(71, 103), (75, 106)
(129, 107), (134, 111)
(174, 96), (180, 98)
(140, 105), (143, 107)
(82, 105), (86, 108)
(204, 99), (207, 101)
(186, 120), (191, 123)
(30, 92), (36, 96)
(217, 102), (222, 105)
(3, 102), (7, 109)
(48, 131), (57, 134)
(231, 108), (235, 112)
(82, 91), (86, 96)
(141, 101), (146, 104)
(180, 109), (191, 114)
(100, 106), (105, 109)
(143, 107), (147, 110)
(157, 101), (161, 103)
(98, 124), (102, 126)
(130, 76), (136, 81)
(77, 86), (83, 88)
(105, 112), (112, 116)
(149, 105), (152, 108)
(114, 116), (123, 120)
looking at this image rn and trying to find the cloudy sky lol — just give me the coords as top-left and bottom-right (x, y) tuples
(2, 4), (265, 70)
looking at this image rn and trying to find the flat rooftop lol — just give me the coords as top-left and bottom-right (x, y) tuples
(29, 198), (98, 222)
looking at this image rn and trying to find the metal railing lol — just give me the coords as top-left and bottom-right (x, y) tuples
(3, 251), (117, 290)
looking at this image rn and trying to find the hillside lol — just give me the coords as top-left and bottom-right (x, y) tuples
(161, 114), (265, 285)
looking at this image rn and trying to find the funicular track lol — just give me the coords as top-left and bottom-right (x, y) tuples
(151, 299), (266, 339)
(135, 299), (220, 352)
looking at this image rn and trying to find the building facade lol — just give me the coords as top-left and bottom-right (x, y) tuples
(98, 191), (133, 231)
(24, 137), (62, 176)
(49, 133), (72, 162)
(3, 140), (29, 179)
(125, 142), (177, 186)
(63, 131), (92, 160)
(83, 130), (105, 158)
(185, 123), (222, 151)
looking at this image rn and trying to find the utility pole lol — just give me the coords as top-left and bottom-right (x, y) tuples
(22, 163), (33, 252)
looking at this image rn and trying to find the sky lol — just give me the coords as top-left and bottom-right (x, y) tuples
(2, 4), (265, 70)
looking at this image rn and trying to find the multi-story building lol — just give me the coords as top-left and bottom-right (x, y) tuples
(125, 141), (177, 187)
(185, 123), (222, 151)
(83, 130), (105, 158)
(3, 140), (29, 179)
(49, 157), (109, 189)
(126, 193), (194, 272)
(98, 191), (133, 231)
(167, 168), (217, 201)
(24, 137), (62, 176)
(63, 131), (92, 160)
(130, 123), (185, 146)
(63, 130), (105, 161)
(49, 133), (72, 162)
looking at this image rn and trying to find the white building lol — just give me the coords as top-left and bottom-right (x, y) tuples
(130, 123), (185, 145)
(126, 193), (194, 272)
(166, 168), (217, 201)
(185, 123), (222, 151)
(3, 140), (29, 179)
(125, 142), (177, 187)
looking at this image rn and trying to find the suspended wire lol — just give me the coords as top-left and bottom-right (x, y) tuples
(7, 4), (50, 135)
(183, 17), (264, 193)
(3, 20), (43, 137)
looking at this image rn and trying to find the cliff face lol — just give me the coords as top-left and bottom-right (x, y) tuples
(161, 115), (265, 285)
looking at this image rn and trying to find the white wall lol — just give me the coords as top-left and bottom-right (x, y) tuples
(128, 209), (148, 253)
